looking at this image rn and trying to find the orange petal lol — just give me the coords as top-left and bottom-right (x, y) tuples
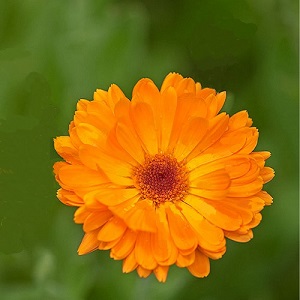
(197, 87), (216, 99)
(122, 200), (157, 232)
(132, 78), (161, 106)
(115, 121), (145, 164)
(94, 187), (139, 207)
(151, 207), (178, 265)
(130, 102), (158, 155)
(109, 197), (157, 232)
(228, 110), (252, 130)
(54, 136), (80, 164)
(189, 187), (228, 200)
(173, 117), (209, 161)
(74, 206), (90, 224)
(190, 169), (231, 190)
(160, 73), (184, 92)
(168, 95), (207, 151)
(79, 144), (133, 186)
(179, 201), (226, 252)
(58, 164), (107, 188)
(122, 250), (138, 273)
(98, 237), (121, 250)
(176, 251), (195, 267)
(173, 77), (196, 96)
(97, 217), (127, 242)
(258, 191), (273, 205)
(160, 86), (177, 152)
(188, 113), (229, 160)
(153, 265), (169, 282)
(236, 128), (259, 154)
(76, 123), (106, 147)
(57, 189), (84, 206)
(187, 249), (210, 278)
(184, 194), (242, 230)
(95, 84), (127, 112)
(83, 210), (113, 232)
(228, 177), (263, 197)
(225, 230), (253, 242)
(111, 229), (137, 260)
(166, 204), (198, 252)
(78, 230), (99, 255)
(204, 92), (226, 119)
(107, 84), (128, 109)
(135, 231), (157, 270)
(137, 266), (152, 278)
(260, 167), (275, 183)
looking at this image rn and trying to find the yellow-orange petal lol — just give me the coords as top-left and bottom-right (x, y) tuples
(173, 77), (197, 96)
(120, 199), (157, 233)
(122, 250), (138, 273)
(258, 191), (273, 205)
(97, 217), (127, 242)
(130, 101), (158, 154)
(137, 266), (152, 278)
(153, 265), (169, 283)
(151, 207), (178, 265)
(197, 87), (216, 99)
(204, 93), (226, 119)
(115, 122), (145, 164)
(236, 128), (259, 155)
(54, 136), (80, 164)
(57, 189), (84, 206)
(79, 145), (133, 186)
(107, 84), (128, 108)
(98, 238), (122, 250)
(83, 210), (113, 232)
(176, 251), (195, 267)
(132, 78), (161, 107)
(166, 204), (198, 252)
(260, 167), (275, 183)
(179, 201), (226, 251)
(135, 231), (157, 270)
(74, 206), (90, 224)
(228, 177), (263, 198)
(168, 95), (207, 151)
(184, 195), (242, 231)
(190, 169), (231, 190)
(173, 117), (209, 160)
(111, 229), (137, 260)
(78, 230), (99, 255)
(187, 249), (210, 278)
(188, 113), (229, 160)
(160, 86), (177, 151)
(225, 230), (253, 242)
(94, 84), (128, 112)
(57, 164), (107, 189)
(76, 123), (106, 147)
(228, 110), (252, 130)
(160, 72), (184, 92)
(93, 187), (139, 207)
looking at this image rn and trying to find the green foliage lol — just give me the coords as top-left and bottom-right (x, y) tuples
(0, 0), (298, 299)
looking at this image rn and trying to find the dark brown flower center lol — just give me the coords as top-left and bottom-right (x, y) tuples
(133, 154), (189, 206)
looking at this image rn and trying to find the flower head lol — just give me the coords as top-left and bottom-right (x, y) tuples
(53, 73), (274, 282)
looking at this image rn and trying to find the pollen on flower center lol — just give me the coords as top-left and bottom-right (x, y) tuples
(133, 154), (189, 205)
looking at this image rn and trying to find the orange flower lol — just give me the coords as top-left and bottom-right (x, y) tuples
(53, 73), (274, 282)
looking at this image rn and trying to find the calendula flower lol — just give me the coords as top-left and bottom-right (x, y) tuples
(53, 73), (274, 282)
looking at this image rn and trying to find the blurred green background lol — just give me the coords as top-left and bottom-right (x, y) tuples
(0, 0), (298, 299)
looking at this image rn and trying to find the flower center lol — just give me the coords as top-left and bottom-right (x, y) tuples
(133, 154), (189, 206)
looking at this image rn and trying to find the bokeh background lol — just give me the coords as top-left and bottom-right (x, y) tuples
(0, 0), (298, 299)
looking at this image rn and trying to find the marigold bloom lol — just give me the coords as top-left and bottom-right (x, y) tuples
(53, 73), (274, 282)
